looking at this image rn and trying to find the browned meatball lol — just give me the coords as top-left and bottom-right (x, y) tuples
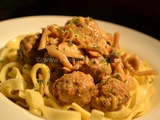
(52, 71), (95, 107)
(80, 57), (112, 83)
(91, 76), (132, 112)
(43, 53), (64, 82)
(17, 34), (46, 65)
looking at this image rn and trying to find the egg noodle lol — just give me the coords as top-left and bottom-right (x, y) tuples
(0, 16), (158, 120)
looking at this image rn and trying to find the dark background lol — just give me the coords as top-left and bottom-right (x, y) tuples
(0, 0), (160, 40)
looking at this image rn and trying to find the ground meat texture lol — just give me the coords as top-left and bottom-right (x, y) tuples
(43, 53), (64, 82)
(46, 61), (64, 82)
(91, 77), (131, 112)
(17, 34), (46, 65)
(112, 73), (133, 91)
(80, 58), (112, 83)
(52, 71), (95, 107)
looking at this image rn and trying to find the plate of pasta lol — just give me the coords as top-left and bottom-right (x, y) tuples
(0, 15), (160, 120)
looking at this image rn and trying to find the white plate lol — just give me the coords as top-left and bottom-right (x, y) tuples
(0, 15), (160, 120)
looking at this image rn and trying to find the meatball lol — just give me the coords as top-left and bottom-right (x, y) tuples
(52, 71), (95, 107)
(91, 76), (132, 112)
(80, 57), (112, 83)
(17, 34), (46, 65)
(43, 53), (64, 82)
